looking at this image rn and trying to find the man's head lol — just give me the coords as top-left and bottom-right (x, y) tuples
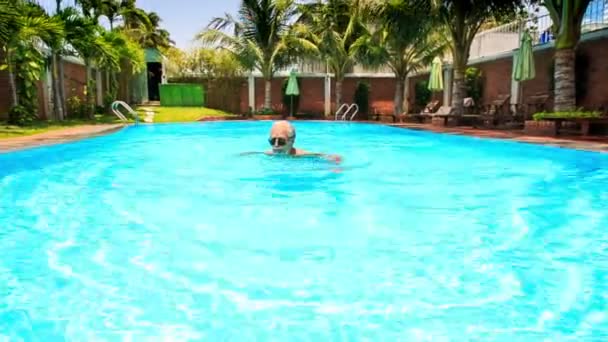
(268, 120), (296, 153)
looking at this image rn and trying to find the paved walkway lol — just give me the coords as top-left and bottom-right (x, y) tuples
(387, 122), (608, 153)
(0, 124), (125, 153)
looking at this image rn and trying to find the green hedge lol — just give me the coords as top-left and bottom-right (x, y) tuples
(533, 110), (602, 121)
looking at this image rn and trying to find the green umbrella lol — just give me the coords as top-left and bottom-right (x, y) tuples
(512, 30), (535, 82)
(285, 69), (299, 116)
(428, 56), (443, 91)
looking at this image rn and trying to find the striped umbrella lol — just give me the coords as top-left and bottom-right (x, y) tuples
(512, 30), (535, 82)
(428, 56), (443, 91)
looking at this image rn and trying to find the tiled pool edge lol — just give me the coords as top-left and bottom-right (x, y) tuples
(386, 122), (608, 153)
(2, 120), (607, 154)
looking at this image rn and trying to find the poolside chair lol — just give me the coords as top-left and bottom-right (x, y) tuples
(514, 93), (551, 124)
(405, 99), (441, 123)
(428, 106), (456, 126)
(478, 94), (511, 127)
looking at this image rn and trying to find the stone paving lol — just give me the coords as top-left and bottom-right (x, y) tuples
(387, 122), (608, 153)
(0, 124), (125, 153)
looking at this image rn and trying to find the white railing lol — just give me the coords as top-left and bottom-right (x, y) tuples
(111, 101), (140, 123)
(335, 103), (359, 121)
(334, 103), (350, 120)
(346, 104), (359, 120)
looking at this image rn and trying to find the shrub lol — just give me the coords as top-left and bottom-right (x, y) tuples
(254, 107), (277, 115)
(353, 81), (370, 119)
(533, 110), (602, 121)
(66, 96), (87, 119)
(465, 67), (483, 105)
(8, 105), (36, 126)
(414, 80), (431, 108)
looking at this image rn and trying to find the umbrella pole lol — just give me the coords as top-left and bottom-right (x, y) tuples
(291, 96), (293, 117)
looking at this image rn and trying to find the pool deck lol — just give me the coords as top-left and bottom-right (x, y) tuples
(1, 121), (608, 153)
(386, 122), (608, 152)
(0, 124), (125, 153)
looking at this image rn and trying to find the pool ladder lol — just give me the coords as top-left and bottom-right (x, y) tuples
(111, 101), (140, 123)
(334, 103), (359, 121)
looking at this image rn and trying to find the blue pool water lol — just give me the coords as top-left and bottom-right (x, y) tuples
(1, 121), (608, 340)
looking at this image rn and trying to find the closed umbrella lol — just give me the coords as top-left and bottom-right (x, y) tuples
(512, 30), (535, 82)
(428, 56), (443, 91)
(285, 69), (299, 116)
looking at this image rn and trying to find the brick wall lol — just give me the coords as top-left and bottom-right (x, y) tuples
(573, 38), (608, 109)
(63, 60), (87, 102)
(474, 57), (513, 105)
(250, 76), (398, 116)
(0, 58), (87, 120)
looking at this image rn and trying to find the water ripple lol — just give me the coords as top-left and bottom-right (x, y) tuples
(1, 122), (608, 340)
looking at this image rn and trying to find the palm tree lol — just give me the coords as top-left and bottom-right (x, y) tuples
(544, 0), (593, 111)
(139, 11), (174, 49)
(0, 1), (19, 45)
(76, 0), (103, 22)
(67, 13), (118, 118)
(198, 0), (316, 111)
(298, 0), (369, 112)
(2, 1), (63, 121)
(430, 0), (525, 115)
(357, 0), (447, 116)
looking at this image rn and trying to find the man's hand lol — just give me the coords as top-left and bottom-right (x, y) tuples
(323, 154), (342, 164)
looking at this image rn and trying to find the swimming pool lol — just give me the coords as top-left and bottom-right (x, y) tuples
(1, 121), (608, 340)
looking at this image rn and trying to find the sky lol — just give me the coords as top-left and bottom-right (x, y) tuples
(136, 0), (241, 50)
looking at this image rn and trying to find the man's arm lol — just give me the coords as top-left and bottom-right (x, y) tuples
(295, 150), (342, 163)
(239, 151), (272, 156)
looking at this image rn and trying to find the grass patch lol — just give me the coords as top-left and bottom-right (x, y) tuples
(0, 114), (125, 139)
(533, 110), (603, 121)
(137, 106), (236, 123)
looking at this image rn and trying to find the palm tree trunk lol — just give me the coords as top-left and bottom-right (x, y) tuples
(451, 63), (466, 116)
(335, 79), (343, 112)
(554, 48), (576, 111)
(58, 57), (67, 116)
(264, 78), (272, 110)
(7, 50), (18, 108)
(52, 52), (64, 120)
(85, 63), (94, 119)
(403, 78), (410, 115)
(394, 78), (404, 116)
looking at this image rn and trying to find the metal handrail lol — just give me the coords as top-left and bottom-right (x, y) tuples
(111, 100), (140, 123)
(339, 103), (359, 121)
(347, 104), (359, 121)
(334, 103), (350, 120)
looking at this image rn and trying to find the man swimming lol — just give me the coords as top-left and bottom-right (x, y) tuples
(242, 121), (341, 163)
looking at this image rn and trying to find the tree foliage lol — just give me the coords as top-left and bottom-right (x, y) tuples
(197, 0), (317, 109)
(429, 0), (526, 114)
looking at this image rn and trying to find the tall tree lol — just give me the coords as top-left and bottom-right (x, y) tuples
(430, 0), (526, 115)
(357, 0), (447, 115)
(298, 0), (370, 112)
(544, 0), (593, 111)
(66, 13), (118, 118)
(198, 0), (316, 110)
(138, 11), (174, 49)
(76, 0), (103, 22)
(1, 1), (63, 124)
